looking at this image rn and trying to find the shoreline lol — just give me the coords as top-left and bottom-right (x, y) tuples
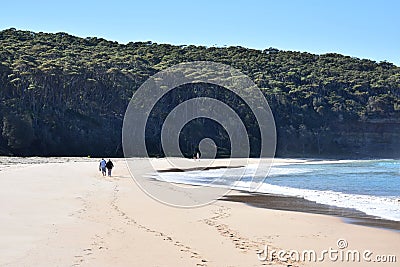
(150, 157), (400, 225)
(0, 157), (398, 266)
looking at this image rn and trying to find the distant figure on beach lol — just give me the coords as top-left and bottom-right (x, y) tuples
(99, 158), (107, 176)
(106, 159), (114, 177)
(193, 151), (200, 160)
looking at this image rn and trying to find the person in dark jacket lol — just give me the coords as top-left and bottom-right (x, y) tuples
(106, 159), (114, 177)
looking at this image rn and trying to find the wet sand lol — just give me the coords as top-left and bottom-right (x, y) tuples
(223, 194), (400, 232)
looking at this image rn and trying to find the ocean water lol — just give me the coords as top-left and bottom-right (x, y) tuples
(156, 159), (400, 221)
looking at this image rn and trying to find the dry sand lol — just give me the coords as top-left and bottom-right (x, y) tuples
(0, 157), (398, 266)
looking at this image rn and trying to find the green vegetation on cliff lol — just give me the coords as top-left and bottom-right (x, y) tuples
(0, 28), (399, 158)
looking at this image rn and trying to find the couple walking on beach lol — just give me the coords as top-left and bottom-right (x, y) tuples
(99, 158), (114, 176)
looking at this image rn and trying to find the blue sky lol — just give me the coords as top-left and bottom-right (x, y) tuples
(1, 0), (399, 65)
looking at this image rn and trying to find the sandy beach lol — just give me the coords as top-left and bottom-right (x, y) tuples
(0, 157), (399, 266)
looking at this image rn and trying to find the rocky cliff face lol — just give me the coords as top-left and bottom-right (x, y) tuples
(275, 120), (400, 158)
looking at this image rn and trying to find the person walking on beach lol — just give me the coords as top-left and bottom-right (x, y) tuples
(99, 158), (107, 176)
(106, 159), (114, 177)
